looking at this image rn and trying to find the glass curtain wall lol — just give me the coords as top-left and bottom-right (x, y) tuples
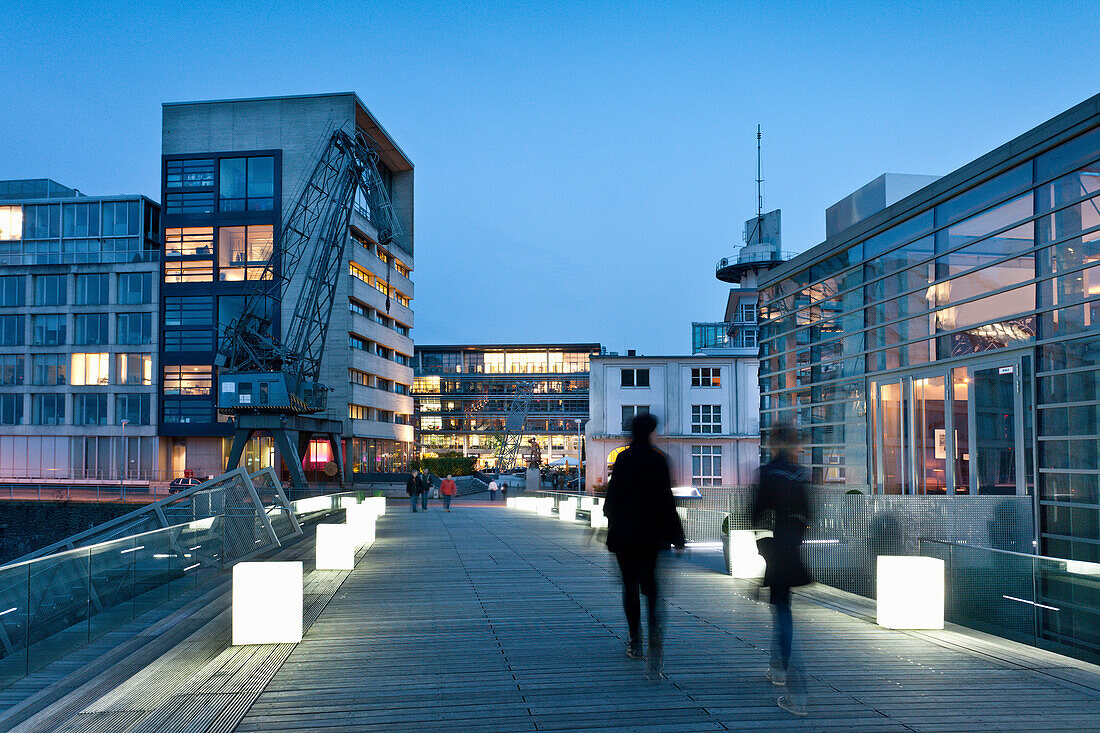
(760, 124), (1100, 564)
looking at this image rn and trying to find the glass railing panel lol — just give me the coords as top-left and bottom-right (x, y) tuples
(132, 532), (172, 619)
(1036, 556), (1100, 660)
(0, 562), (29, 689)
(87, 538), (137, 643)
(27, 547), (92, 675)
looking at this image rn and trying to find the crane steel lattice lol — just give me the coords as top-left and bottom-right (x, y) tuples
(494, 381), (534, 473)
(216, 127), (404, 490)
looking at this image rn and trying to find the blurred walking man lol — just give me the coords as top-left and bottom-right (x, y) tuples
(752, 422), (812, 716)
(603, 413), (685, 677)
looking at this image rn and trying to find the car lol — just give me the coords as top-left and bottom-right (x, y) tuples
(168, 477), (204, 494)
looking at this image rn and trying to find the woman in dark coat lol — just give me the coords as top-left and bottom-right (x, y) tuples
(603, 413), (685, 669)
(751, 422), (811, 715)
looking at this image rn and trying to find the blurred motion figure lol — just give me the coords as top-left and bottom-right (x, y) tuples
(603, 413), (685, 674)
(752, 422), (812, 716)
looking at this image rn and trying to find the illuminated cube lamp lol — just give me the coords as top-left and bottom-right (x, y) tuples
(579, 496), (595, 511)
(591, 510), (608, 529)
(536, 498), (554, 517)
(506, 498), (517, 509)
(339, 496), (359, 508)
(559, 498), (577, 522)
(315, 523), (356, 570)
(876, 556), (944, 629)
(728, 530), (770, 578)
(345, 505), (377, 546)
(232, 561), (303, 645)
(364, 496), (386, 516)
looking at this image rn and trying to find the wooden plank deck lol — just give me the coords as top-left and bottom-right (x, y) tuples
(9, 496), (1100, 731)
(237, 500), (1100, 732)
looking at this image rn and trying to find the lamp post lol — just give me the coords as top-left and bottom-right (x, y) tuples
(120, 419), (129, 500)
(574, 418), (582, 493)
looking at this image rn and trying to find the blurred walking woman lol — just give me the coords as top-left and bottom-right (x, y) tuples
(752, 422), (812, 716)
(603, 413), (685, 675)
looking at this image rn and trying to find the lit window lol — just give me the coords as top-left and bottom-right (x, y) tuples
(691, 367), (721, 387)
(117, 354), (153, 385)
(163, 365), (212, 395)
(71, 353), (110, 385)
(0, 205), (22, 240)
(350, 262), (370, 284)
(218, 225), (273, 281)
(165, 227), (214, 257)
(349, 404), (367, 420)
(165, 260), (214, 283)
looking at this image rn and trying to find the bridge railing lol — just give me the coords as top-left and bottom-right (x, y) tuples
(0, 471), (361, 691)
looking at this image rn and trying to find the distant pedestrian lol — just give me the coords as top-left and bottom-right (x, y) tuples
(501, 481), (508, 501)
(602, 413), (684, 677)
(488, 479), (499, 501)
(406, 469), (421, 513)
(418, 470), (431, 510)
(441, 474), (457, 511)
(752, 422), (812, 717)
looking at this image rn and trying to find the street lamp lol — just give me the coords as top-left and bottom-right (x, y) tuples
(120, 419), (130, 500)
(574, 418), (582, 493)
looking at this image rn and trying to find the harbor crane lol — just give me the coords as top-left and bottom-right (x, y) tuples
(216, 127), (403, 490)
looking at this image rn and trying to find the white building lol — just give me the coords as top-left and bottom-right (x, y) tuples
(585, 354), (759, 490)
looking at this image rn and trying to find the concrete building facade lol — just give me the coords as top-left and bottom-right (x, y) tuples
(0, 179), (161, 481)
(586, 354), (759, 491)
(159, 93), (414, 481)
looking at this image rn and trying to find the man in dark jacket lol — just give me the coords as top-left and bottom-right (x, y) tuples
(406, 470), (421, 513)
(751, 422), (811, 716)
(603, 413), (685, 671)
(417, 470), (431, 511)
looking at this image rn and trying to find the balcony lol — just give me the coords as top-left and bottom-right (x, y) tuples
(715, 248), (794, 283)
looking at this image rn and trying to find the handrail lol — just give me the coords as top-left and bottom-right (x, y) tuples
(919, 537), (1100, 571)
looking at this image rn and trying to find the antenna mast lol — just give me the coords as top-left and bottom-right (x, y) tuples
(756, 124), (764, 220)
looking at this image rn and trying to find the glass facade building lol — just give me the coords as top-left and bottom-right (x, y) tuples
(0, 180), (161, 481)
(413, 344), (599, 469)
(759, 96), (1100, 659)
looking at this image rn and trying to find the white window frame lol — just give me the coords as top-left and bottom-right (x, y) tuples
(692, 445), (722, 486)
(691, 404), (722, 434)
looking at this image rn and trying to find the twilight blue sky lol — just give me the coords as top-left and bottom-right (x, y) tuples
(1, 1), (1096, 354)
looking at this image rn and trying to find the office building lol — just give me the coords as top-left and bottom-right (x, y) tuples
(413, 344), (598, 468)
(586, 353), (759, 490)
(0, 179), (161, 481)
(159, 93), (415, 480)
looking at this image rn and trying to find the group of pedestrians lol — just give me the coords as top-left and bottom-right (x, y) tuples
(405, 469), (459, 512)
(603, 415), (811, 716)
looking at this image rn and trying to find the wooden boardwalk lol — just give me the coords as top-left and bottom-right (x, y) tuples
(7, 496), (1100, 732)
(239, 500), (1100, 732)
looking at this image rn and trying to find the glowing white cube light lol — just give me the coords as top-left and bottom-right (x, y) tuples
(232, 561), (303, 645)
(364, 496), (386, 516)
(345, 505), (377, 546)
(294, 496), (333, 514)
(728, 530), (770, 578)
(591, 510), (608, 529)
(876, 556), (945, 629)
(559, 498), (577, 522)
(315, 523), (356, 570)
(536, 498), (555, 516)
(506, 498), (517, 509)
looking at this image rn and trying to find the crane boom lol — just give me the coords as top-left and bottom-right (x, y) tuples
(217, 127), (404, 490)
